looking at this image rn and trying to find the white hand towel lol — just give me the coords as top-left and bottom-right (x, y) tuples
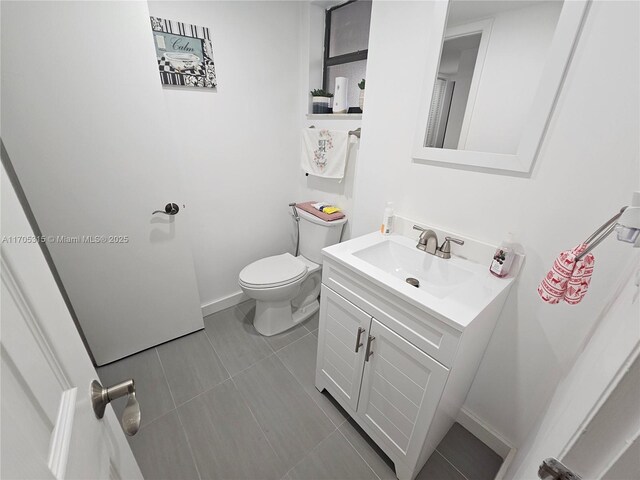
(301, 128), (353, 180)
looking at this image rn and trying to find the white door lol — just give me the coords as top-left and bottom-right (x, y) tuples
(357, 318), (448, 463)
(559, 354), (640, 479)
(537, 354), (639, 480)
(316, 285), (371, 411)
(1, 1), (203, 365)
(514, 257), (640, 479)
(1, 166), (142, 479)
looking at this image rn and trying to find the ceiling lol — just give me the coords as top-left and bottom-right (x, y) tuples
(447, 0), (562, 27)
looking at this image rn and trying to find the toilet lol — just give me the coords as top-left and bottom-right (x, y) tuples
(239, 208), (346, 336)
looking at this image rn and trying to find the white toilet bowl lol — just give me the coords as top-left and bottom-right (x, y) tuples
(239, 208), (346, 337)
(239, 253), (321, 336)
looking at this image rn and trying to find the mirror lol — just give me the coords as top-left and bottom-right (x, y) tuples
(413, 0), (589, 173)
(426, 1), (564, 154)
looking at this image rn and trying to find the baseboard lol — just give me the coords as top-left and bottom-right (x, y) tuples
(201, 290), (250, 318)
(457, 407), (516, 477)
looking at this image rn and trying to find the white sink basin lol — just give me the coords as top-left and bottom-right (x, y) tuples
(322, 232), (516, 329)
(352, 240), (473, 299)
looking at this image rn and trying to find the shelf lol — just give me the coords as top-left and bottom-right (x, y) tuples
(306, 114), (362, 120)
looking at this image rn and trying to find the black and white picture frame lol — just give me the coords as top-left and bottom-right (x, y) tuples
(150, 17), (217, 89)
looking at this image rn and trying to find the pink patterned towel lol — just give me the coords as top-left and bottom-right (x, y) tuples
(296, 201), (345, 222)
(537, 244), (595, 305)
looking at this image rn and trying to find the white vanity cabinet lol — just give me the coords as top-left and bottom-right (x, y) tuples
(315, 251), (513, 480)
(358, 318), (449, 462)
(317, 286), (370, 412)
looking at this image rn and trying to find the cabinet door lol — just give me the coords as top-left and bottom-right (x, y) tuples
(357, 318), (449, 463)
(316, 285), (371, 411)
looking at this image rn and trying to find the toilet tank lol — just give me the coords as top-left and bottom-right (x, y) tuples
(297, 209), (347, 264)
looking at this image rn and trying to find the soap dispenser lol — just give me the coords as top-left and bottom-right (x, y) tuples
(490, 233), (517, 278)
(381, 202), (394, 235)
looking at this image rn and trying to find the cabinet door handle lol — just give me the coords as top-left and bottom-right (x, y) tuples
(365, 335), (375, 361)
(355, 327), (365, 352)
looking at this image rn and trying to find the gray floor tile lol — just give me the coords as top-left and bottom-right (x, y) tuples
(234, 355), (336, 471)
(416, 451), (466, 480)
(239, 301), (314, 352)
(303, 311), (319, 332)
(99, 315), (503, 480)
(204, 305), (273, 376)
(178, 379), (286, 480)
(340, 418), (396, 480)
(98, 348), (173, 428)
(265, 323), (310, 352)
(289, 429), (376, 480)
(157, 330), (229, 405)
(437, 423), (503, 480)
(236, 299), (255, 314)
(127, 411), (199, 480)
(277, 333), (349, 426)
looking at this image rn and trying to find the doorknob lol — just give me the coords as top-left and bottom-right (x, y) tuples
(152, 203), (180, 216)
(91, 379), (141, 436)
(538, 458), (581, 480)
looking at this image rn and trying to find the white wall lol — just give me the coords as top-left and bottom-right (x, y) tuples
(3, 0), (353, 317)
(1, 0), (208, 364)
(461, 2), (562, 153)
(147, 1), (303, 310)
(298, 119), (361, 241)
(297, 2), (362, 241)
(352, 0), (639, 453)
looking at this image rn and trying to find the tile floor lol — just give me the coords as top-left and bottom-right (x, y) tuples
(98, 301), (503, 480)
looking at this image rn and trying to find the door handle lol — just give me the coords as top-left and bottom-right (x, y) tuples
(152, 203), (180, 216)
(91, 379), (141, 436)
(538, 458), (581, 480)
(365, 335), (375, 362)
(355, 327), (365, 352)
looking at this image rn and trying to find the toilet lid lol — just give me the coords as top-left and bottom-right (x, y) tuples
(239, 253), (308, 288)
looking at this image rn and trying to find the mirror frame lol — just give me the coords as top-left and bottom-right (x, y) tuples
(412, 0), (590, 174)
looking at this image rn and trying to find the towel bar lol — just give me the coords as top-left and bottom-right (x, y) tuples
(576, 207), (627, 260)
(308, 125), (361, 138)
(304, 126), (361, 177)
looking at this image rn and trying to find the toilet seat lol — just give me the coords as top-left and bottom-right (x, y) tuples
(239, 253), (308, 289)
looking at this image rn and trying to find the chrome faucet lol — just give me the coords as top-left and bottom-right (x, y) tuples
(413, 225), (465, 259)
(413, 226), (439, 254)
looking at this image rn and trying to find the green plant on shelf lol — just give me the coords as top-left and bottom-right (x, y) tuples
(310, 89), (334, 98)
(358, 79), (365, 90)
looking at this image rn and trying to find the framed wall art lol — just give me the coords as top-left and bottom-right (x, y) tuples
(150, 17), (217, 89)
